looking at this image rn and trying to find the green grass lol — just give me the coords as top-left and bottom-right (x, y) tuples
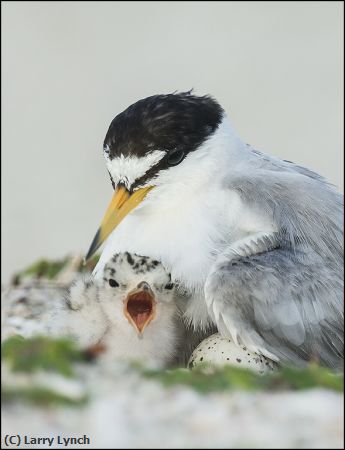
(19, 257), (70, 279)
(2, 386), (88, 407)
(143, 363), (343, 394)
(2, 336), (89, 407)
(2, 336), (343, 408)
(12, 253), (101, 283)
(2, 335), (86, 377)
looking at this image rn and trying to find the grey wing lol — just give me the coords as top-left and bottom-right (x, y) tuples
(228, 156), (343, 263)
(205, 243), (343, 369)
(205, 160), (344, 368)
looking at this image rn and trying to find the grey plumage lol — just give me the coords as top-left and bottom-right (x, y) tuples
(206, 151), (343, 369)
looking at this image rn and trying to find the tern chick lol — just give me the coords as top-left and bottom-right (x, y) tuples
(53, 252), (180, 368)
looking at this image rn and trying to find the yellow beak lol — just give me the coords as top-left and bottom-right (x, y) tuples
(85, 185), (154, 261)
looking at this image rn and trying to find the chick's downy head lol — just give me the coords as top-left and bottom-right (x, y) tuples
(100, 252), (176, 335)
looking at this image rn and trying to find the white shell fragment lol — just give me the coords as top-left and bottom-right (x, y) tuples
(188, 333), (277, 374)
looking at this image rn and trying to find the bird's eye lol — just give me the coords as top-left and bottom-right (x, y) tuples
(164, 283), (174, 290)
(109, 279), (119, 288)
(167, 149), (185, 166)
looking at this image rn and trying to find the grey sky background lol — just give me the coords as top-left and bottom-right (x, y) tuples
(2, 1), (343, 282)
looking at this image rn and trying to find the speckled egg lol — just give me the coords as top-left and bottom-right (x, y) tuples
(188, 333), (277, 374)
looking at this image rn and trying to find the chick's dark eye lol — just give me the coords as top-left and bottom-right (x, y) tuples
(167, 149), (185, 166)
(109, 279), (119, 288)
(164, 283), (174, 290)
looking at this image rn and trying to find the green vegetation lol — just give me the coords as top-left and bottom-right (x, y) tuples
(2, 386), (87, 407)
(143, 363), (343, 394)
(2, 336), (88, 406)
(1, 335), (343, 409)
(18, 257), (70, 279)
(2, 335), (85, 377)
(12, 253), (101, 283)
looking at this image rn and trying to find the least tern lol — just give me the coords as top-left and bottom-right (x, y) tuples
(54, 253), (180, 368)
(86, 92), (343, 369)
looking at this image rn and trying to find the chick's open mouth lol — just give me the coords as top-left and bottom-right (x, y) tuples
(124, 289), (156, 333)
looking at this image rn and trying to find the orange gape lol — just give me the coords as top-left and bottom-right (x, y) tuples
(124, 289), (156, 333)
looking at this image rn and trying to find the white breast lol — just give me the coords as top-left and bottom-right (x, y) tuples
(95, 183), (242, 289)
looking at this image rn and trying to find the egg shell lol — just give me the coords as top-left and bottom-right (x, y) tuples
(188, 333), (277, 374)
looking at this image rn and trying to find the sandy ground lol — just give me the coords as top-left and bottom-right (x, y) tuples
(2, 360), (344, 449)
(2, 282), (344, 449)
